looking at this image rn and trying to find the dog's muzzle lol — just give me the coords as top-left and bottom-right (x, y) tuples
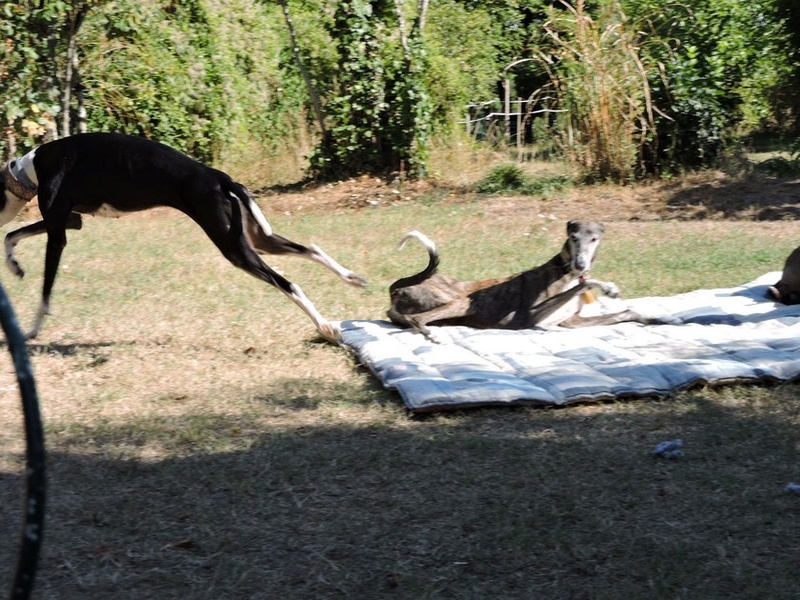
(2, 160), (37, 202)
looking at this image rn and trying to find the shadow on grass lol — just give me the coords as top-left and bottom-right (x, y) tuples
(0, 340), (125, 359)
(2, 383), (800, 599)
(22, 341), (124, 358)
(664, 172), (800, 220)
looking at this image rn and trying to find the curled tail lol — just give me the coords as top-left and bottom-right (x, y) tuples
(389, 230), (440, 291)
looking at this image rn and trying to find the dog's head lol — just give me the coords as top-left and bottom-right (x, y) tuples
(565, 220), (604, 275)
(768, 245), (800, 305)
(768, 282), (800, 305)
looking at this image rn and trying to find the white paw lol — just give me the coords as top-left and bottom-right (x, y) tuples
(6, 255), (24, 278)
(599, 281), (620, 298)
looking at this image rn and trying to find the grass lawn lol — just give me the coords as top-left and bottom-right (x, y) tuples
(1, 172), (800, 599)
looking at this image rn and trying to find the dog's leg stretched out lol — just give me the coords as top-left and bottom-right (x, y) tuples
(0, 133), (367, 341)
(388, 223), (668, 340)
(519, 277), (663, 328)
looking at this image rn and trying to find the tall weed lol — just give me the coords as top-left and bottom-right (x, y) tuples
(536, 0), (663, 182)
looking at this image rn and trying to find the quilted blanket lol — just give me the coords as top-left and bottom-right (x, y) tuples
(336, 272), (800, 413)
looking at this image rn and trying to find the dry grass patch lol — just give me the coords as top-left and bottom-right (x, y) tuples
(1, 181), (800, 598)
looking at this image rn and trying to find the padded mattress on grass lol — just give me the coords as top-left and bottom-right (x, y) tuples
(337, 272), (800, 413)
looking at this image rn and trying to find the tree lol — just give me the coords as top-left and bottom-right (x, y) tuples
(309, 0), (432, 179)
(0, 1), (106, 156)
(2, 1), (59, 155)
(382, 0), (431, 177)
(622, 0), (799, 170)
(79, 0), (228, 162)
(278, 0), (326, 136)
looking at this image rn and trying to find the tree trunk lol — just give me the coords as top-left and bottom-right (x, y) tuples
(417, 0), (429, 33)
(61, 31), (75, 136)
(60, 6), (89, 138)
(279, 0), (326, 136)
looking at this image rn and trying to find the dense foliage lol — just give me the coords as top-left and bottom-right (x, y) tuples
(1, 0), (798, 182)
(622, 0), (799, 172)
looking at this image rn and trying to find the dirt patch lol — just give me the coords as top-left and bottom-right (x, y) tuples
(255, 170), (800, 223)
(17, 169), (800, 224)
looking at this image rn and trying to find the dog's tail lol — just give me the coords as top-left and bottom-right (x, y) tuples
(390, 230), (440, 291)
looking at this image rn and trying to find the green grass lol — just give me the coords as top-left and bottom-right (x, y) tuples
(1, 197), (800, 599)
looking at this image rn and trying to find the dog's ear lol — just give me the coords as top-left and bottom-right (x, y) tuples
(567, 220), (578, 233)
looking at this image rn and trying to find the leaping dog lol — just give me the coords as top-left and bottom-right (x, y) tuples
(0, 132), (367, 341)
(387, 220), (665, 339)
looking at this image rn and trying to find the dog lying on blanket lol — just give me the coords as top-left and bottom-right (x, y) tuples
(387, 220), (667, 339)
(769, 245), (800, 305)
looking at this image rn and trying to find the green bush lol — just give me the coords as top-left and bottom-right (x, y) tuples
(623, 0), (798, 172)
(79, 0), (311, 166)
(476, 164), (571, 195)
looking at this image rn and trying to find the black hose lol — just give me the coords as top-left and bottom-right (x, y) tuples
(0, 284), (45, 600)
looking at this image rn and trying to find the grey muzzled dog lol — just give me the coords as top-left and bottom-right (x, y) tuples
(387, 220), (667, 339)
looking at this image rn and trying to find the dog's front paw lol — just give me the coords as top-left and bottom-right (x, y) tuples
(593, 281), (620, 298)
(583, 278), (620, 298)
(6, 257), (24, 279)
(344, 271), (368, 288)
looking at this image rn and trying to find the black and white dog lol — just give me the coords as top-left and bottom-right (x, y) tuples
(0, 132), (367, 341)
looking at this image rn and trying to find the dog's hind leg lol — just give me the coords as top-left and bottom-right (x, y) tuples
(233, 243), (342, 341)
(190, 194), (345, 341)
(250, 230), (367, 288)
(242, 199), (367, 288)
(387, 307), (436, 339)
(388, 297), (473, 341)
